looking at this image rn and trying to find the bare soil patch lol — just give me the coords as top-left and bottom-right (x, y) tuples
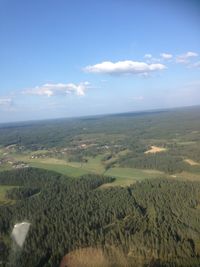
(145, 146), (167, 154)
(60, 247), (109, 267)
(184, 159), (200, 166)
(60, 247), (129, 267)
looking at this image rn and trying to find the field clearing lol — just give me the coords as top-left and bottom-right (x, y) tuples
(14, 154), (68, 165)
(145, 146), (167, 154)
(184, 159), (200, 166)
(60, 246), (128, 267)
(67, 155), (105, 173)
(33, 155), (105, 174)
(0, 185), (17, 205)
(0, 164), (12, 172)
(82, 156), (105, 172)
(29, 162), (90, 177)
(174, 171), (200, 181)
(102, 167), (165, 187)
(13, 153), (105, 173)
(100, 178), (135, 187)
(60, 247), (109, 267)
(1, 149), (200, 186)
(76, 133), (126, 142)
(177, 141), (197, 146)
(1, 152), (166, 186)
(25, 155), (166, 185)
(31, 149), (50, 155)
(116, 149), (130, 157)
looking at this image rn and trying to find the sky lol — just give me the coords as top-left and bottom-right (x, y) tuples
(0, 0), (200, 123)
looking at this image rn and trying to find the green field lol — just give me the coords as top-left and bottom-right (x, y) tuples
(0, 106), (200, 186)
(1, 150), (200, 186)
(29, 162), (90, 177)
(103, 167), (165, 186)
(0, 165), (12, 172)
(0, 185), (17, 205)
(29, 159), (166, 186)
(2, 151), (169, 185)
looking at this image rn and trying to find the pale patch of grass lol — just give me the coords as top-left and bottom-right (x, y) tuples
(117, 149), (131, 156)
(103, 167), (165, 187)
(177, 141), (197, 146)
(174, 171), (200, 182)
(29, 162), (89, 177)
(60, 246), (129, 267)
(18, 153), (105, 174)
(0, 185), (17, 205)
(80, 155), (105, 173)
(184, 159), (200, 166)
(145, 146), (167, 154)
(100, 178), (136, 188)
(31, 149), (50, 155)
(60, 247), (109, 267)
(0, 164), (12, 172)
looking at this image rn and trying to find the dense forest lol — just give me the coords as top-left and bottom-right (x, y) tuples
(1, 168), (200, 267)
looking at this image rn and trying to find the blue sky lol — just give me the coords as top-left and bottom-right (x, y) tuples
(0, 0), (200, 122)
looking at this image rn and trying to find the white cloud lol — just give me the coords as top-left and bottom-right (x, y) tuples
(84, 60), (166, 75)
(0, 98), (12, 106)
(190, 61), (200, 68)
(176, 51), (198, 64)
(144, 54), (152, 59)
(23, 82), (90, 97)
(160, 53), (173, 59)
(132, 96), (144, 101)
(185, 51), (198, 57)
(0, 98), (14, 111)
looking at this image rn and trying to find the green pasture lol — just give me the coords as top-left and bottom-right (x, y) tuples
(1, 146), (200, 186)
(29, 162), (90, 177)
(103, 167), (165, 186)
(0, 185), (17, 205)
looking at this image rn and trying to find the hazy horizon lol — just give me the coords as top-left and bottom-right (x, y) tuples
(0, 104), (199, 125)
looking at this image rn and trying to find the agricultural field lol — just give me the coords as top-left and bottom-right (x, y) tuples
(0, 185), (17, 205)
(0, 106), (200, 186)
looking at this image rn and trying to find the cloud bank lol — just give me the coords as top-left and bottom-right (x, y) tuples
(0, 98), (12, 106)
(190, 61), (200, 68)
(23, 82), (90, 97)
(144, 54), (152, 59)
(176, 51), (198, 64)
(132, 96), (144, 101)
(0, 98), (13, 111)
(84, 60), (166, 75)
(160, 53), (173, 59)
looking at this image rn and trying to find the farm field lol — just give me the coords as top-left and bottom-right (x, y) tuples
(0, 151), (168, 185)
(0, 106), (200, 186)
(0, 185), (17, 205)
(103, 167), (165, 186)
(29, 162), (89, 177)
(3, 152), (199, 186)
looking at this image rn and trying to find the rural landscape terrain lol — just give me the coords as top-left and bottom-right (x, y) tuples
(0, 106), (200, 185)
(1, 0), (200, 266)
(0, 106), (200, 266)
